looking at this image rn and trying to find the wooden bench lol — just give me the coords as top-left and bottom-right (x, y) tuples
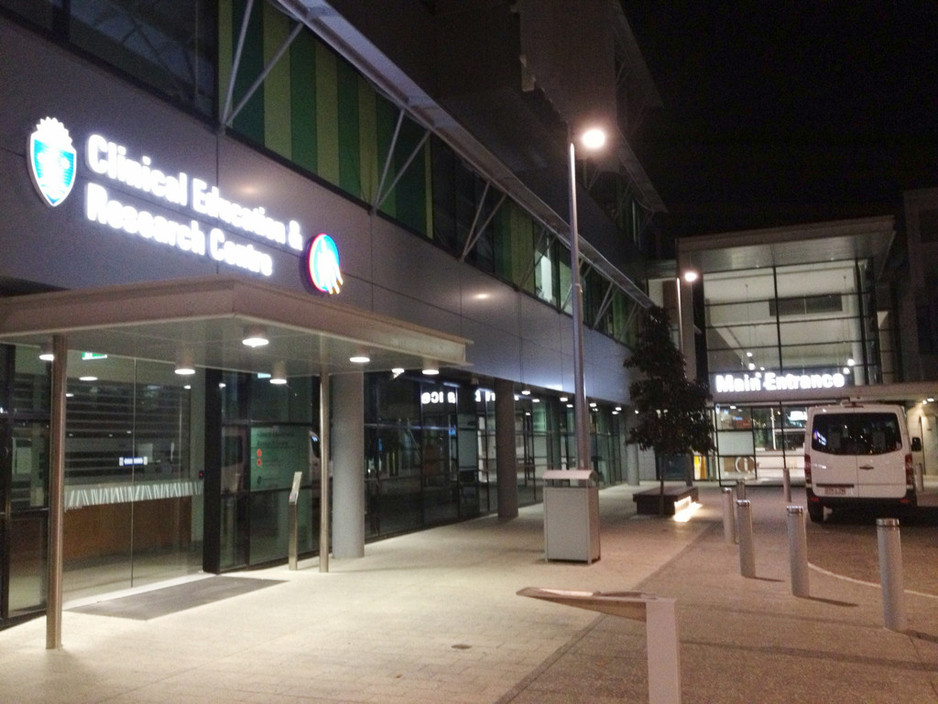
(633, 485), (699, 516)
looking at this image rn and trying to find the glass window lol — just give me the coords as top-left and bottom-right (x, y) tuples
(68, 0), (216, 116)
(534, 238), (558, 306)
(11, 422), (49, 510)
(810, 412), (902, 455)
(13, 345), (51, 416)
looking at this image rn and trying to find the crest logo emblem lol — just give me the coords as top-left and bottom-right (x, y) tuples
(28, 117), (77, 207)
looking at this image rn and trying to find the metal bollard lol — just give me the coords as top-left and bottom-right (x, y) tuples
(722, 487), (737, 544)
(736, 479), (747, 501)
(786, 506), (809, 597)
(288, 500), (299, 570)
(736, 499), (755, 578)
(877, 518), (906, 631)
(782, 467), (792, 503)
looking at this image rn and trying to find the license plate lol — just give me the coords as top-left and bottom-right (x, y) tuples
(823, 487), (847, 496)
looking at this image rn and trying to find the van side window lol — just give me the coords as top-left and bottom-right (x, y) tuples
(811, 413), (902, 455)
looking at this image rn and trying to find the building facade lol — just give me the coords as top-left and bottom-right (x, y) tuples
(0, 1), (665, 629)
(664, 209), (938, 487)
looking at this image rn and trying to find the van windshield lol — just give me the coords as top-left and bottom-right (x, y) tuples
(811, 413), (903, 455)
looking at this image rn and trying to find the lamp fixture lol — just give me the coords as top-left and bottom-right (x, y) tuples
(391, 367), (405, 378)
(39, 343), (54, 362)
(270, 361), (287, 385)
(174, 348), (196, 376)
(422, 362), (439, 376)
(683, 270), (699, 283)
(580, 127), (607, 150)
(349, 353), (371, 364)
(242, 325), (269, 348)
(521, 388), (531, 396)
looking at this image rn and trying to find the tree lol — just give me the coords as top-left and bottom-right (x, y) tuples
(625, 305), (714, 512)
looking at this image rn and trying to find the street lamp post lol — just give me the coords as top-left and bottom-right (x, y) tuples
(567, 127), (605, 471)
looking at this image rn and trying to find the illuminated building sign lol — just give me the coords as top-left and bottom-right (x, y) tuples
(27, 117), (333, 283)
(713, 371), (847, 395)
(305, 233), (343, 294)
(28, 118), (76, 207)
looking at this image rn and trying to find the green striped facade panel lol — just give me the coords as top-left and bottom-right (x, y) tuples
(336, 59), (362, 198)
(358, 79), (379, 205)
(314, 43), (340, 186)
(289, 31), (318, 173)
(263, 3), (292, 159)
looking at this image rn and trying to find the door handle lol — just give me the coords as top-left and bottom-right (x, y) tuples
(859, 465), (875, 470)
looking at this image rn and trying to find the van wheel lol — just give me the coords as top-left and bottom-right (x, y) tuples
(807, 502), (824, 523)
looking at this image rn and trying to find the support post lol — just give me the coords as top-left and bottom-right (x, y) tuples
(646, 598), (682, 704)
(877, 518), (906, 631)
(46, 334), (67, 650)
(782, 466), (792, 503)
(518, 588), (681, 704)
(319, 371), (330, 573)
(288, 472), (302, 570)
(786, 505), (809, 597)
(721, 487), (737, 544)
(736, 499), (755, 578)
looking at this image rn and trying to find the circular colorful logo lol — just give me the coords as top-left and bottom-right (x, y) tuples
(306, 233), (343, 294)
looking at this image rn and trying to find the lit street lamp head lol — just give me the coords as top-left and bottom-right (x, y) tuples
(580, 127), (607, 151)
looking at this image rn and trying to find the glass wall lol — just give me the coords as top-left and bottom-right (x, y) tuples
(216, 371), (319, 571)
(364, 374), (477, 539)
(700, 259), (878, 484)
(713, 404), (807, 484)
(62, 352), (203, 601)
(704, 260), (878, 385)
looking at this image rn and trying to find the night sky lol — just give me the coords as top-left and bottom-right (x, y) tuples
(625, 2), (938, 239)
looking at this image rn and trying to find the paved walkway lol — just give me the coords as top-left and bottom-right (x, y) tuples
(1, 482), (937, 703)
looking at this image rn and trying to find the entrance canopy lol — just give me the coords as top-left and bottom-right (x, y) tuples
(0, 276), (470, 377)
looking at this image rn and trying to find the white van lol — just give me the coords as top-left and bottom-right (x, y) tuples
(804, 402), (917, 522)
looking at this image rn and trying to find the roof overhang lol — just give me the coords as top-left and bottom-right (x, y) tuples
(0, 277), (470, 377)
(677, 216), (897, 278)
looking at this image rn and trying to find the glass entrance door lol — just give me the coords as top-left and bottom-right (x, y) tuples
(0, 345), (51, 630)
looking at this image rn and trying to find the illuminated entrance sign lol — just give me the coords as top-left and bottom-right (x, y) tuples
(713, 371), (847, 394)
(28, 118), (324, 282)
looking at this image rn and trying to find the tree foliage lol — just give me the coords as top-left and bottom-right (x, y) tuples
(625, 306), (715, 457)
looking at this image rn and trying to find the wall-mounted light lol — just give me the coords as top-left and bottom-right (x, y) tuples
(174, 348), (196, 376)
(39, 342), (55, 362)
(270, 361), (287, 385)
(242, 325), (269, 348)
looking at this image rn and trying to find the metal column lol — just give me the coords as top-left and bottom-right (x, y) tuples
(46, 334), (67, 649)
(319, 371), (330, 573)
